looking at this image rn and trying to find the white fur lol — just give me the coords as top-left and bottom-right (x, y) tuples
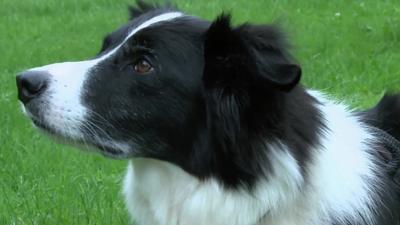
(123, 91), (382, 225)
(29, 61), (94, 140)
(23, 12), (184, 144)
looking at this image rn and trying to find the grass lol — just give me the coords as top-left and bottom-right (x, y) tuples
(1, 0), (399, 224)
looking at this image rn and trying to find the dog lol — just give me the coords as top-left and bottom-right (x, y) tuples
(16, 1), (400, 225)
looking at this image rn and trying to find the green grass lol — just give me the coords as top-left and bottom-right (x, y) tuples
(1, 0), (400, 224)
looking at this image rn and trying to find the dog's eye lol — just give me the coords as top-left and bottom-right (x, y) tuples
(133, 59), (153, 74)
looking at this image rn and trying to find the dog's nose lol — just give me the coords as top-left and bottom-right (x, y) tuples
(16, 71), (49, 104)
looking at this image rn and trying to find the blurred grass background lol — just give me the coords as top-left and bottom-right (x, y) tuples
(1, 0), (399, 224)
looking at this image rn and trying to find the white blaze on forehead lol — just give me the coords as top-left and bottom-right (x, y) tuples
(96, 12), (184, 63)
(24, 11), (184, 148)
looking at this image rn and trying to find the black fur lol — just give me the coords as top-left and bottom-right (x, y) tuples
(363, 94), (400, 141)
(199, 14), (322, 187)
(128, 0), (175, 19)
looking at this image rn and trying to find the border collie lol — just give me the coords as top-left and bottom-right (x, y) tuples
(16, 2), (400, 225)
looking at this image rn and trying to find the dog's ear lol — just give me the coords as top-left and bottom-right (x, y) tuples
(203, 14), (301, 92)
(128, 0), (176, 20)
(202, 14), (301, 149)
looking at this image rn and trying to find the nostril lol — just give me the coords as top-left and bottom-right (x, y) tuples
(22, 76), (46, 94)
(16, 71), (49, 104)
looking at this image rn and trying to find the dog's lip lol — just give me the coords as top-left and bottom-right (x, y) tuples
(92, 142), (134, 159)
(100, 149), (133, 159)
(33, 120), (132, 159)
(22, 99), (51, 128)
(30, 115), (57, 135)
(23, 106), (133, 159)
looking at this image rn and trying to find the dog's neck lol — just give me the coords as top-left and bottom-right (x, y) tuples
(123, 91), (387, 225)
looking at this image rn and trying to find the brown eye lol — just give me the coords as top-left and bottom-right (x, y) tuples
(133, 59), (153, 74)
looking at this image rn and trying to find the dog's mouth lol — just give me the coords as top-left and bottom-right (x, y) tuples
(93, 144), (133, 159)
(23, 103), (58, 136)
(29, 115), (56, 135)
(23, 103), (132, 159)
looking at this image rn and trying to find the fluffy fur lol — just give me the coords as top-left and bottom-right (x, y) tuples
(16, 1), (400, 224)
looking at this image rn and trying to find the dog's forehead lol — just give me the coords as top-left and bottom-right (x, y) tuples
(107, 10), (209, 47)
(95, 10), (184, 62)
(97, 10), (210, 65)
(107, 10), (183, 45)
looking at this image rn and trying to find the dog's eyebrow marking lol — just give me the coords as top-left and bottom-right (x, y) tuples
(96, 12), (184, 63)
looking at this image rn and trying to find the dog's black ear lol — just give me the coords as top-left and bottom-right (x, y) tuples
(203, 14), (301, 92)
(128, 1), (154, 19)
(203, 14), (301, 149)
(128, 0), (176, 20)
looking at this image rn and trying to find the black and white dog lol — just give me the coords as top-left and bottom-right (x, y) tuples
(16, 2), (400, 225)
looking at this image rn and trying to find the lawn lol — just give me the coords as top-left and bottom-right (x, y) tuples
(1, 0), (399, 224)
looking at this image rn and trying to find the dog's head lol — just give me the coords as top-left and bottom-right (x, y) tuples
(17, 2), (306, 186)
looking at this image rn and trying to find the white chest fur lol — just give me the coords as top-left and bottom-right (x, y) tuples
(123, 158), (277, 225)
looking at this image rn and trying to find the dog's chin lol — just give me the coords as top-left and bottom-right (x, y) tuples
(29, 116), (133, 160)
(30, 117), (57, 135)
(97, 148), (134, 159)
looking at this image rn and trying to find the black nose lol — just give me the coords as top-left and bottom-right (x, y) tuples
(16, 71), (49, 104)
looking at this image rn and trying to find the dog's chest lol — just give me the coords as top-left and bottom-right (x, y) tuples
(122, 159), (318, 225)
